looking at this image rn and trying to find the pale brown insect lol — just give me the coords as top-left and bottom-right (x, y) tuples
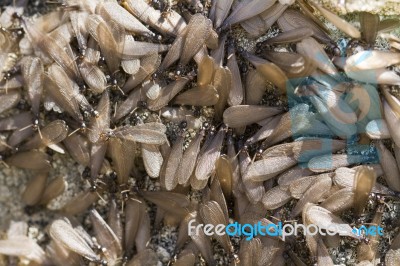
(49, 219), (101, 263)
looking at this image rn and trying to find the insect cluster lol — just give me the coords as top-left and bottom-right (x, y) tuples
(0, 0), (400, 265)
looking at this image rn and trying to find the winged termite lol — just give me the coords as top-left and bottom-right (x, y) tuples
(90, 141), (108, 189)
(244, 155), (297, 182)
(79, 49), (107, 95)
(200, 200), (233, 253)
(97, 1), (154, 37)
(238, 238), (262, 266)
(195, 127), (226, 181)
(263, 27), (314, 45)
(242, 52), (290, 95)
(49, 219), (101, 263)
(310, 84), (357, 125)
(240, 2), (287, 38)
(376, 141), (400, 191)
(289, 174), (320, 199)
(310, 2), (361, 39)
(262, 186), (292, 210)
(277, 9), (333, 45)
(181, 14), (212, 66)
(188, 216), (216, 266)
(226, 46), (243, 106)
(111, 123), (168, 145)
(69, 10), (89, 52)
(174, 85), (219, 106)
(7, 119), (35, 147)
(291, 173), (332, 217)
(0, 236), (46, 264)
(320, 187), (354, 213)
(296, 37), (338, 76)
(22, 18), (81, 81)
(158, 28), (186, 71)
(378, 18), (400, 34)
(61, 190), (99, 215)
(277, 166), (314, 189)
(213, 66), (232, 121)
(21, 172), (48, 206)
(384, 99), (400, 147)
(163, 135), (184, 190)
(20, 56), (43, 117)
(222, 0), (276, 29)
(6, 150), (51, 171)
(39, 176), (66, 206)
(174, 130), (203, 185)
(122, 36), (170, 58)
(308, 154), (366, 173)
(108, 137), (136, 185)
(112, 88), (142, 123)
(141, 191), (191, 218)
(353, 166), (376, 215)
(213, 156), (233, 201)
(317, 238), (334, 266)
(223, 105), (282, 128)
(305, 204), (361, 239)
(358, 205), (384, 261)
(0, 90), (20, 114)
(143, 79), (161, 100)
(122, 0), (187, 36)
(90, 209), (122, 265)
(124, 198), (145, 254)
(107, 199), (123, 247)
(210, 33), (227, 67)
(0, 111), (32, 131)
(122, 57), (140, 75)
(262, 51), (316, 78)
(345, 51), (400, 72)
(197, 55), (215, 87)
(345, 67), (400, 86)
(359, 12), (379, 44)
(63, 133), (90, 166)
(307, 92), (357, 138)
(123, 53), (161, 93)
(87, 15), (125, 74)
(147, 77), (190, 111)
(19, 120), (68, 150)
(208, 0), (232, 28)
(88, 91), (110, 143)
(382, 85), (400, 118)
(333, 166), (394, 195)
(141, 143), (163, 178)
(45, 64), (92, 123)
(127, 249), (160, 266)
(246, 115), (281, 144)
(0, 75), (23, 92)
(245, 69), (266, 105)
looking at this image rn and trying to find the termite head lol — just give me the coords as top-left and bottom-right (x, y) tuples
(179, 120), (187, 129)
(193, 107), (201, 118)
(32, 118), (39, 131)
(138, 100), (148, 109)
(239, 62), (248, 73)
(82, 167), (91, 180)
(202, 121), (210, 130)
(89, 183), (97, 192)
(255, 148), (264, 159)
